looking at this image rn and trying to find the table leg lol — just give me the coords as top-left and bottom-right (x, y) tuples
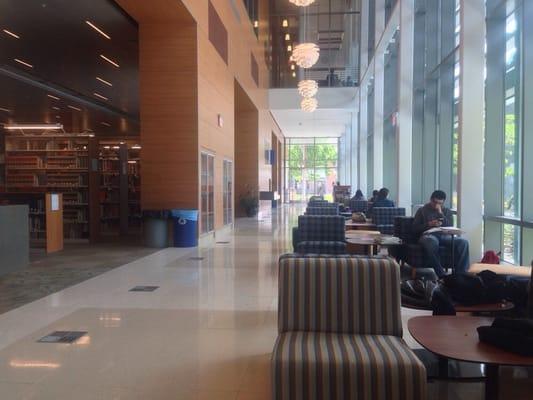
(450, 234), (455, 274)
(485, 365), (499, 400)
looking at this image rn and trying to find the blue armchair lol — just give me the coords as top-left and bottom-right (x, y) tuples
(293, 215), (347, 254)
(350, 199), (369, 213)
(372, 207), (406, 235)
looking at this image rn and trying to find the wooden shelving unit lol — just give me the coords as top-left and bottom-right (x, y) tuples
(0, 134), (141, 243)
(3, 135), (89, 241)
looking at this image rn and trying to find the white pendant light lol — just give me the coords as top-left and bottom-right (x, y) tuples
(290, 43), (320, 68)
(301, 97), (318, 113)
(298, 80), (318, 98)
(289, 0), (316, 6)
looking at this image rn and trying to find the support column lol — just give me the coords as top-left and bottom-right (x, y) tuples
(458, 0), (485, 260)
(359, 86), (368, 194)
(397, 0), (414, 213)
(360, 0), (370, 75)
(373, 52), (384, 189)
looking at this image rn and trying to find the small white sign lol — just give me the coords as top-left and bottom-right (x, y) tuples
(51, 194), (59, 211)
(217, 114), (224, 128)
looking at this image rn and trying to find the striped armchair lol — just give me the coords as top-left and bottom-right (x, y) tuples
(272, 255), (427, 400)
(294, 215), (347, 254)
(350, 199), (369, 213)
(372, 207), (406, 235)
(305, 205), (340, 216)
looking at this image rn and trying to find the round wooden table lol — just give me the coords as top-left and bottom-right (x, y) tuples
(408, 316), (533, 400)
(345, 221), (377, 231)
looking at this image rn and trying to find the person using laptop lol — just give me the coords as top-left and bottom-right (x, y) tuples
(413, 190), (470, 277)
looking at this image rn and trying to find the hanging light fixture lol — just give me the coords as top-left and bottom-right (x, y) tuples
(287, 44), (292, 52)
(289, 0), (316, 6)
(298, 80), (318, 98)
(301, 97), (318, 113)
(282, 19), (289, 27)
(285, 33), (290, 41)
(290, 43), (320, 68)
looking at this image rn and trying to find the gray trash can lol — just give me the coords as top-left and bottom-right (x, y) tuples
(143, 210), (170, 248)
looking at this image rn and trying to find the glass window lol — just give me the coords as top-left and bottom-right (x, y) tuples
(200, 152), (215, 234)
(285, 138), (338, 203)
(223, 160), (233, 225)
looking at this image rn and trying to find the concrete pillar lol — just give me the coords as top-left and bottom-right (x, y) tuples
(457, 0), (485, 260)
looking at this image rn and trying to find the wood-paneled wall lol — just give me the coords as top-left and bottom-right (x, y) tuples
(117, 0), (285, 233)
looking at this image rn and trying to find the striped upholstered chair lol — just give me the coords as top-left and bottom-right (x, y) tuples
(272, 255), (427, 400)
(293, 215), (347, 254)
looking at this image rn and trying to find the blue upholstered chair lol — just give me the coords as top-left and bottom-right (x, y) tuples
(305, 204), (340, 216)
(308, 199), (329, 207)
(293, 215), (346, 254)
(272, 255), (427, 400)
(393, 216), (452, 272)
(350, 199), (369, 213)
(372, 207), (406, 235)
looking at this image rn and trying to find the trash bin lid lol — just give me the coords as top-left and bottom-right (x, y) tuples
(170, 209), (199, 221)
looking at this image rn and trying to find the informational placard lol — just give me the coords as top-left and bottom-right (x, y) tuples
(51, 194), (60, 211)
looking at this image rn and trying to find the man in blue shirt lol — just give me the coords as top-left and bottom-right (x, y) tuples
(372, 188), (395, 208)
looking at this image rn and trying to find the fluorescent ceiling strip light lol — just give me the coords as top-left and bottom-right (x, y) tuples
(85, 21), (111, 40)
(4, 123), (63, 130)
(96, 76), (113, 86)
(101, 122), (111, 127)
(47, 94), (60, 100)
(0, 107), (11, 113)
(68, 105), (82, 111)
(14, 58), (33, 68)
(93, 92), (108, 101)
(100, 54), (119, 68)
(3, 29), (20, 39)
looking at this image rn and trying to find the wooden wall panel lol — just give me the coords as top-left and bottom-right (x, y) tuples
(139, 22), (199, 210)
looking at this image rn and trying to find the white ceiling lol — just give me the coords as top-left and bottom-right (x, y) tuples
(269, 87), (357, 138)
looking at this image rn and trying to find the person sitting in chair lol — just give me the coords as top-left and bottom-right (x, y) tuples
(372, 188), (395, 208)
(413, 190), (470, 277)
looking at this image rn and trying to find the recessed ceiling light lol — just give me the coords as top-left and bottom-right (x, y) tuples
(254, 20), (259, 28)
(93, 92), (108, 101)
(14, 58), (33, 68)
(4, 123), (63, 130)
(0, 107), (11, 113)
(47, 94), (60, 100)
(68, 105), (82, 111)
(85, 20), (111, 40)
(100, 54), (119, 68)
(96, 77), (113, 87)
(101, 122), (111, 127)
(3, 29), (20, 39)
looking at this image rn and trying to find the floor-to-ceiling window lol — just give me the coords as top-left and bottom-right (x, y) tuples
(484, 0), (532, 265)
(284, 138), (338, 203)
(412, 0), (460, 208)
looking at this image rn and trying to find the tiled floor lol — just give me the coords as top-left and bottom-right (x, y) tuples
(0, 206), (531, 399)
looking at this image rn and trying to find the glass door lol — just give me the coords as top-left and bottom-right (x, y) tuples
(201, 152), (215, 234)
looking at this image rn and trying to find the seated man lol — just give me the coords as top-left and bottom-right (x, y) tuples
(413, 190), (469, 277)
(372, 188), (395, 208)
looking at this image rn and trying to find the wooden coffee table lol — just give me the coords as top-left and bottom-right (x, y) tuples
(408, 316), (533, 400)
(345, 221), (378, 231)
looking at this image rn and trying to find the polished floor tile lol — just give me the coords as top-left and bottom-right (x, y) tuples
(0, 206), (531, 399)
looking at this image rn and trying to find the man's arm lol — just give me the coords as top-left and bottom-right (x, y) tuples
(412, 208), (428, 234)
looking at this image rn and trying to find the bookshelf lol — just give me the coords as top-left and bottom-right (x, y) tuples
(3, 135), (89, 241)
(1, 134), (141, 243)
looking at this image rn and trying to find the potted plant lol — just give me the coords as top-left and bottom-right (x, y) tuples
(240, 186), (259, 217)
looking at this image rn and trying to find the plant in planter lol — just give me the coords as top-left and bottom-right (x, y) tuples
(240, 187), (259, 217)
